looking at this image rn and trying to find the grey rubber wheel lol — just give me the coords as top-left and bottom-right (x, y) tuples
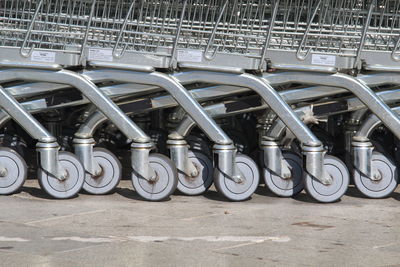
(131, 153), (178, 201)
(0, 147), (27, 195)
(264, 151), (304, 197)
(83, 148), (122, 195)
(214, 154), (260, 201)
(305, 155), (349, 203)
(353, 152), (398, 198)
(38, 151), (85, 199)
(177, 150), (213, 196)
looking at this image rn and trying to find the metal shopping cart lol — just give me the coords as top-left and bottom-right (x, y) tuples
(1, 0), (400, 202)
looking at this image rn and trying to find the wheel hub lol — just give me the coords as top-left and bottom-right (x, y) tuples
(371, 170), (383, 182)
(148, 172), (159, 184)
(282, 169), (292, 180)
(59, 170), (70, 181)
(232, 174), (245, 184)
(92, 165), (104, 179)
(0, 168), (7, 177)
(188, 163), (200, 179)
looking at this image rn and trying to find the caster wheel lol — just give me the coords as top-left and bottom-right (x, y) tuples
(82, 148), (122, 195)
(353, 152), (398, 198)
(305, 155), (349, 203)
(38, 151), (85, 199)
(264, 151), (304, 197)
(214, 154), (260, 201)
(0, 147), (27, 195)
(177, 150), (213, 195)
(131, 153), (178, 201)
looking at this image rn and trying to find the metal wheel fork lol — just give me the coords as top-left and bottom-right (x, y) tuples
(167, 103), (241, 183)
(166, 137), (199, 179)
(72, 113), (156, 184)
(74, 113), (242, 187)
(170, 99), (268, 184)
(261, 106), (331, 184)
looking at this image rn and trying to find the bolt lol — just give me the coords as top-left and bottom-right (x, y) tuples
(325, 175), (333, 185)
(0, 168), (7, 177)
(372, 172), (382, 181)
(92, 165), (104, 178)
(59, 170), (69, 181)
(190, 170), (199, 177)
(148, 173), (159, 183)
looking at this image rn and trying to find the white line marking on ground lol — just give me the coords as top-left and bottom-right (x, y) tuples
(373, 242), (398, 249)
(51, 237), (117, 243)
(48, 235), (291, 245)
(126, 236), (291, 243)
(0, 237), (29, 242)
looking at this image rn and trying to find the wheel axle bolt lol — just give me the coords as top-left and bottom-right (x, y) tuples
(373, 173), (381, 181)
(93, 168), (103, 177)
(149, 174), (158, 183)
(0, 169), (7, 177)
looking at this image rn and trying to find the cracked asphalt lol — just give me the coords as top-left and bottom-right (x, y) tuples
(0, 180), (399, 266)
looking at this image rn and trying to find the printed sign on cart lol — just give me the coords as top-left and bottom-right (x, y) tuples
(88, 48), (113, 62)
(311, 54), (336, 66)
(31, 51), (56, 63)
(177, 50), (203, 63)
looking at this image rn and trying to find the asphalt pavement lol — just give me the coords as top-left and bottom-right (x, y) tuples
(0, 180), (399, 266)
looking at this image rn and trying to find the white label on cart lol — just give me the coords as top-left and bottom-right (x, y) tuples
(88, 48), (113, 62)
(177, 50), (203, 62)
(31, 51), (56, 63)
(311, 54), (336, 66)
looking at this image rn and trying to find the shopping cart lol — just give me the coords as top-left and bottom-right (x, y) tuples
(1, 0), (400, 203)
(0, 0), (185, 200)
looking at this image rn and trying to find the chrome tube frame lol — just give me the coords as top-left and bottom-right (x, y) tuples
(174, 70), (331, 183)
(0, 65), (152, 179)
(80, 66), (240, 180)
(263, 72), (400, 139)
(0, 84), (65, 179)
